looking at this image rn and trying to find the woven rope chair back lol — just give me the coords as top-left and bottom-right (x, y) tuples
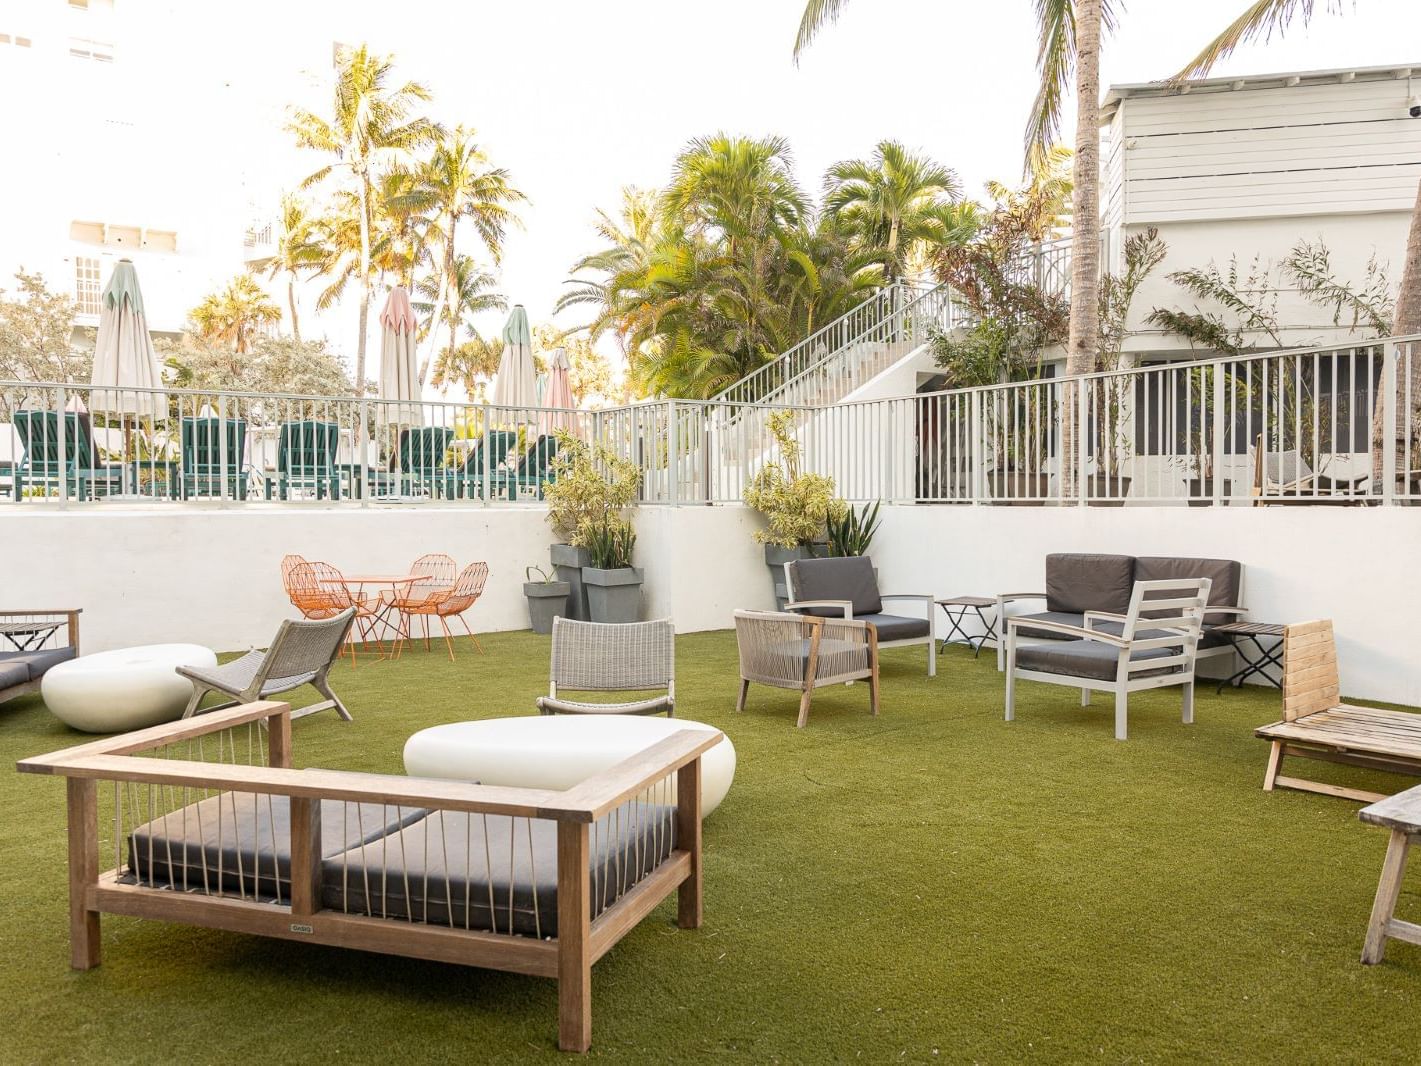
(411, 552), (457, 588)
(438, 561), (490, 613)
(549, 618), (675, 692)
(263, 609), (356, 680)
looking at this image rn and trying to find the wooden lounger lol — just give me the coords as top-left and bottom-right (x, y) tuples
(1257, 620), (1421, 803)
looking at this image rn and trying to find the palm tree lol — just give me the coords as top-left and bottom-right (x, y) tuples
(189, 274), (282, 353)
(288, 44), (442, 389)
(414, 254), (507, 382)
(823, 140), (962, 281)
(1176, 2), (1421, 483)
(263, 194), (323, 342)
(417, 125), (526, 376)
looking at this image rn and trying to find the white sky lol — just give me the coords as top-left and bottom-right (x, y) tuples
(23, 0), (1420, 369)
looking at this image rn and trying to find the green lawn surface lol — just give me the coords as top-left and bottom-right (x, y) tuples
(3, 630), (1419, 1063)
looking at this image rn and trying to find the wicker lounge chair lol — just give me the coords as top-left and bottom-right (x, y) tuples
(536, 618), (676, 717)
(784, 556), (936, 677)
(1251, 434), (1369, 504)
(1004, 577), (1212, 741)
(733, 608), (878, 728)
(178, 610), (356, 720)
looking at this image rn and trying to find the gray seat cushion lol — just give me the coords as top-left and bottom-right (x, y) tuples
(1012, 610), (1085, 640)
(324, 803), (676, 937)
(127, 793), (428, 900)
(857, 613), (930, 641)
(1016, 640), (1180, 681)
(0, 660), (31, 690)
(0, 647), (76, 681)
(787, 556), (882, 617)
(1045, 553), (1135, 616)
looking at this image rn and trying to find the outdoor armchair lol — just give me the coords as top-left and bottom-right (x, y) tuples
(536, 618), (676, 717)
(1004, 577), (1212, 741)
(733, 609), (878, 728)
(177, 608), (356, 720)
(0, 609), (81, 705)
(784, 555), (936, 676)
(390, 561), (489, 660)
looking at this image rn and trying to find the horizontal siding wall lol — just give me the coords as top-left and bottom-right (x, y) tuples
(1122, 78), (1421, 223)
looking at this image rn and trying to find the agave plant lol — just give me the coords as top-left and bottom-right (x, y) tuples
(826, 500), (881, 558)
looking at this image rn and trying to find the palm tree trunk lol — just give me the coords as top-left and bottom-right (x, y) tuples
(287, 274), (302, 343)
(1061, 0), (1103, 496)
(355, 166), (372, 390)
(1369, 181), (1421, 490)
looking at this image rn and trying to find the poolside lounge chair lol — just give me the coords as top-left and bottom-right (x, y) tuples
(733, 609), (878, 728)
(261, 420), (340, 500)
(12, 410), (124, 500)
(394, 425), (456, 497)
(1257, 620), (1421, 802)
(443, 430), (519, 499)
(0, 609), (81, 705)
(1251, 434), (1369, 504)
(179, 416), (248, 499)
(784, 556), (936, 677)
(536, 617), (676, 717)
(494, 434), (560, 500)
(1005, 577), (1212, 741)
(178, 610), (356, 720)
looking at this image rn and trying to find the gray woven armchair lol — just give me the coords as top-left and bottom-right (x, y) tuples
(535, 617), (676, 717)
(178, 609), (357, 721)
(733, 609), (879, 728)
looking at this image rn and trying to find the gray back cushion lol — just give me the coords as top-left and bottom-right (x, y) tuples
(788, 556), (882, 617)
(1134, 556), (1241, 610)
(1045, 553), (1135, 615)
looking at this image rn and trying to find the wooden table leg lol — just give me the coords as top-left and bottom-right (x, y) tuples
(1363, 829), (1412, 964)
(67, 778), (100, 970)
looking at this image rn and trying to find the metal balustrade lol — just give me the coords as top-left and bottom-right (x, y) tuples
(4, 335), (1418, 509)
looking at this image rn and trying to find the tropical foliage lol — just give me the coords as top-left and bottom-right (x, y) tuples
(159, 335), (355, 398)
(543, 432), (642, 547)
(745, 410), (847, 548)
(188, 274), (282, 353)
(0, 271), (92, 390)
(560, 133), (966, 399)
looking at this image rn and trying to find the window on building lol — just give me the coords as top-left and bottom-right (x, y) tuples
(75, 257), (102, 316)
(69, 36), (114, 62)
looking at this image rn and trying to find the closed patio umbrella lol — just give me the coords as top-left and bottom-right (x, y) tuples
(540, 345), (577, 435)
(378, 286), (423, 427)
(90, 260), (166, 487)
(492, 305), (537, 413)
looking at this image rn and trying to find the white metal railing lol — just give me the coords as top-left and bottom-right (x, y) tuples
(4, 335), (1418, 509)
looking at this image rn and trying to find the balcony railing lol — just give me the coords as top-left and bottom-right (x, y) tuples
(3, 335), (1418, 508)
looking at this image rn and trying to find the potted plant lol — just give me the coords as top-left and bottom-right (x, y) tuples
(543, 432), (641, 620)
(523, 566), (571, 635)
(581, 519), (643, 623)
(826, 501), (881, 557)
(745, 410), (847, 608)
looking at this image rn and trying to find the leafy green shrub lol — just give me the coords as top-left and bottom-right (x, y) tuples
(745, 411), (847, 548)
(544, 431), (641, 546)
(585, 519), (637, 570)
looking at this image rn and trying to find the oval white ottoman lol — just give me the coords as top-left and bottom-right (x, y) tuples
(403, 715), (736, 815)
(42, 643), (219, 733)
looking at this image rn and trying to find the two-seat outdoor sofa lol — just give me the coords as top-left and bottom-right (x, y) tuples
(0, 609), (80, 706)
(18, 700), (721, 1053)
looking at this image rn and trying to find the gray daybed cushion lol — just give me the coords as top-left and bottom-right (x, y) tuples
(787, 556), (882, 617)
(1044, 553), (1135, 616)
(0, 647), (76, 681)
(127, 793), (428, 900)
(1011, 610), (1087, 641)
(323, 802), (677, 937)
(1134, 556), (1242, 648)
(0, 660), (31, 690)
(1015, 641), (1180, 681)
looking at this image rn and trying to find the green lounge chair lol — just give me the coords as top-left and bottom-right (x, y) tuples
(12, 410), (124, 501)
(444, 430), (519, 499)
(261, 420), (340, 501)
(495, 434), (561, 501)
(395, 426), (456, 497)
(180, 417), (248, 500)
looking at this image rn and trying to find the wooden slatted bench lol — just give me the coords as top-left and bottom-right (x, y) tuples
(1257, 619), (1421, 803)
(1359, 786), (1421, 963)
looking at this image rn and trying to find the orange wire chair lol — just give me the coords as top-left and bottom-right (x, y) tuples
(300, 560), (388, 663)
(385, 553), (457, 648)
(391, 561), (489, 660)
(283, 557), (345, 620)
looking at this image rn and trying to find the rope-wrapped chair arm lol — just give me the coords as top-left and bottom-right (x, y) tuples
(783, 599), (853, 617)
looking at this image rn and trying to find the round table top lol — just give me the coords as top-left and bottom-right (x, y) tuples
(319, 574), (421, 585)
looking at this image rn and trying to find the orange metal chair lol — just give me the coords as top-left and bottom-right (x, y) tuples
(301, 560), (388, 663)
(284, 558), (345, 620)
(385, 553), (457, 647)
(392, 561), (489, 661)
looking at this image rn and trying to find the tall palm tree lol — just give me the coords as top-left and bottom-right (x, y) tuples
(417, 125), (525, 377)
(414, 254), (507, 382)
(263, 194), (323, 342)
(1176, 2), (1421, 484)
(823, 140), (963, 281)
(663, 133), (806, 255)
(288, 44), (442, 389)
(189, 274), (282, 354)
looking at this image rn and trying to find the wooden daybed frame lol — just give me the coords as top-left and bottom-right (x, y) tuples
(1257, 620), (1421, 803)
(17, 701), (720, 1053)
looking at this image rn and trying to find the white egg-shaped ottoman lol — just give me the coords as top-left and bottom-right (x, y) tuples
(403, 715), (736, 815)
(42, 643), (219, 733)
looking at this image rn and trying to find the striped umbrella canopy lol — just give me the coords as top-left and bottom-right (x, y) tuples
(90, 259), (166, 421)
(378, 286), (423, 426)
(492, 304), (537, 412)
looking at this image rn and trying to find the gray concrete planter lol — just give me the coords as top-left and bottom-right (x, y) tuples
(763, 543), (822, 610)
(549, 543), (592, 620)
(524, 580), (571, 635)
(582, 566), (644, 623)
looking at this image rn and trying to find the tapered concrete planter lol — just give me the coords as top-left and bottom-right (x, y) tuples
(523, 581), (571, 635)
(763, 544), (822, 610)
(1086, 475), (1132, 508)
(583, 567), (644, 623)
(549, 543), (592, 621)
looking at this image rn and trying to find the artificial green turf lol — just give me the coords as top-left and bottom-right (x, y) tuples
(4, 631), (1421, 1063)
